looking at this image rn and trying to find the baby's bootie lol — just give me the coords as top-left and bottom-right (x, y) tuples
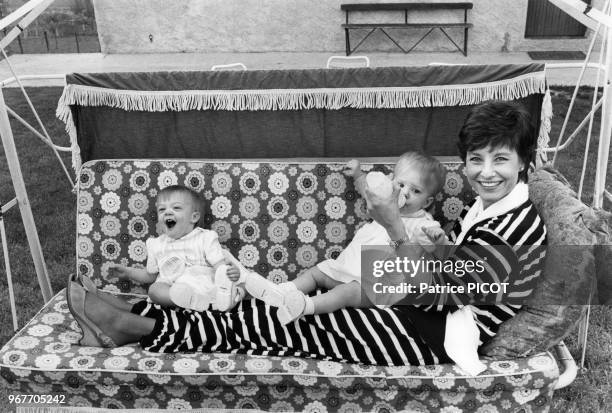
(213, 264), (238, 311)
(244, 272), (285, 308)
(276, 290), (308, 325)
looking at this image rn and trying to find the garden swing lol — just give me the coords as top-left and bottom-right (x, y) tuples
(0, 0), (610, 411)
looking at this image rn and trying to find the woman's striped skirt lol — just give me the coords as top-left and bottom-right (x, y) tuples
(132, 298), (448, 366)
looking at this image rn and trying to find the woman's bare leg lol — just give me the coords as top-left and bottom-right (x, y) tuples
(94, 290), (135, 311)
(84, 291), (155, 346)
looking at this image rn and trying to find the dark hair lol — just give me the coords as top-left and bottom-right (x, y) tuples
(397, 151), (447, 196)
(157, 185), (202, 218)
(457, 100), (535, 182)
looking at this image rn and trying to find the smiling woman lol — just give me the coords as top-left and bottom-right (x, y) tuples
(465, 147), (525, 209)
(362, 100), (547, 373)
(458, 101), (535, 208)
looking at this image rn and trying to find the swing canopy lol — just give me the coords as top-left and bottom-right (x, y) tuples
(56, 63), (550, 170)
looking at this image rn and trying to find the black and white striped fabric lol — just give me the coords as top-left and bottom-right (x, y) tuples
(133, 299), (444, 366)
(133, 199), (546, 366)
(447, 199), (547, 344)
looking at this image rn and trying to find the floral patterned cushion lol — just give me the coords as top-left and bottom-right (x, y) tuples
(0, 291), (559, 411)
(75, 160), (474, 294)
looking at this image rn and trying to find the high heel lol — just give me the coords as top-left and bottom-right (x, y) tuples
(77, 273), (98, 294)
(66, 274), (117, 348)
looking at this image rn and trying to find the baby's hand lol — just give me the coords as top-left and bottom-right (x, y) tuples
(234, 286), (246, 303)
(422, 226), (447, 245)
(345, 159), (362, 178)
(226, 263), (241, 282)
(109, 263), (130, 280)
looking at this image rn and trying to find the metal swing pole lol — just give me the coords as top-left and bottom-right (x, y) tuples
(593, 11), (612, 209)
(547, 0), (612, 371)
(1, 199), (19, 331)
(0, 0), (57, 303)
(577, 2), (612, 371)
(0, 0), (73, 188)
(0, 88), (53, 302)
(577, 3), (612, 369)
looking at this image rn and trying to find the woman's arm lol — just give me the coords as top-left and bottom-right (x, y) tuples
(364, 181), (433, 299)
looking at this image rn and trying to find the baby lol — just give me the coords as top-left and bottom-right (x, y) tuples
(261, 152), (449, 324)
(112, 184), (288, 312)
(111, 185), (245, 312)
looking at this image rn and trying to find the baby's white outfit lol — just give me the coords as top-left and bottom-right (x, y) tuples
(146, 227), (225, 304)
(317, 209), (441, 284)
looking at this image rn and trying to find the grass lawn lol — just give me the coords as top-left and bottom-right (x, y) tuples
(0, 86), (610, 412)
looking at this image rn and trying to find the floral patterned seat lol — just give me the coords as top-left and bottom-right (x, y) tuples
(0, 160), (561, 411)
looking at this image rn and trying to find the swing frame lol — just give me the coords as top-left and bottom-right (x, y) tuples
(0, 0), (609, 402)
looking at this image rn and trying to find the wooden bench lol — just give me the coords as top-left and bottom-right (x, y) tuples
(341, 2), (473, 56)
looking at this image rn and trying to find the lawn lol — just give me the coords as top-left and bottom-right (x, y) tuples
(0, 86), (610, 412)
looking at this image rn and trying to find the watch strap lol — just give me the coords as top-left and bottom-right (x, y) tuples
(389, 235), (409, 249)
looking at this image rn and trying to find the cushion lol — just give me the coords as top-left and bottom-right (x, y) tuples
(75, 159), (475, 294)
(482, 166), (598, 358)
(0, 289), (560, 411)
(1, 159), (567, 410)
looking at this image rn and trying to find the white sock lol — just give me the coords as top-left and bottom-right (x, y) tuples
(303, 296), (315, 315)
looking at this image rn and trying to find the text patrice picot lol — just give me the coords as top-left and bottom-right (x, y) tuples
(369, 256), (509, 294)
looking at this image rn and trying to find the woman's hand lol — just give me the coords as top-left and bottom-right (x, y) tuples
(365, 180), (406, 241)
(345, 159), (364, 179)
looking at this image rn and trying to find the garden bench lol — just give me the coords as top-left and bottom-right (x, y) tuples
(341, 2), (473, 56)
(1, 64), (600, 411)
(0, 158), (574, 411)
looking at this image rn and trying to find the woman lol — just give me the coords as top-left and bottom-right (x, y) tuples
(68, 100), (546, 368)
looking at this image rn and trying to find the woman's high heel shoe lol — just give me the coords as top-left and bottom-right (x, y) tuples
(77, 273), (98, 293)
(66, 274), (117, 348)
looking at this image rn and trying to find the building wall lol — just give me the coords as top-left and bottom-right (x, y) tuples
(93, 0), (604, 54)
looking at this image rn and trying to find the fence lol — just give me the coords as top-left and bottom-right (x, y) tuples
(4, 30), (100, 54)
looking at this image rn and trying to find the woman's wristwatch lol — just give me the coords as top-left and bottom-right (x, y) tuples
(388, 235), (410, 249)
